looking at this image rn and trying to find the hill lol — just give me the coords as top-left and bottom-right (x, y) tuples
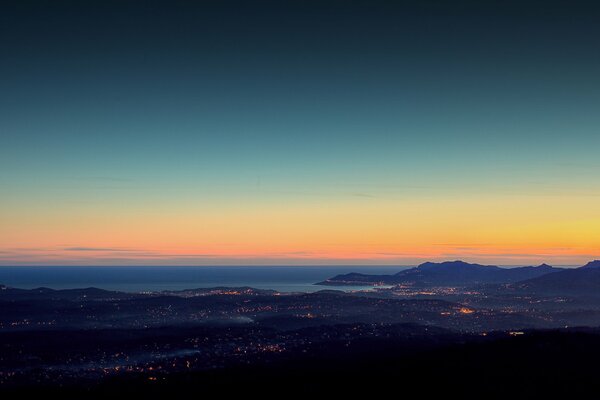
(317, 261), (562, 287)
(510, 261), (600, 296)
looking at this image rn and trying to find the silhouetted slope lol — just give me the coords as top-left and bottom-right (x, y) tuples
(0, 286), (136, 301)
(318, 261), (562, 286)
(581, 260), (600, 269)
(512, 261), (600, 296)
(316, 272), (395, 285)
(18, 329), (600, 399)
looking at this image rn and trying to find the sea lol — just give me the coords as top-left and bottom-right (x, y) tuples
(0, 266), (410, 293)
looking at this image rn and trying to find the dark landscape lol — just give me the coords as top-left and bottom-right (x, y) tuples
(3, 0), (600, 397)
(2, 260), (600, 396)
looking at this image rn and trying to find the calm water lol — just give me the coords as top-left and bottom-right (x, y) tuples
(0, 266), (409, 293)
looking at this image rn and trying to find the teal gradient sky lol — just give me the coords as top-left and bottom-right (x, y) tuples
(1, 1), (600, 265)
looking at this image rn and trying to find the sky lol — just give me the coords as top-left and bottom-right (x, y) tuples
(1, 0), (599, 266)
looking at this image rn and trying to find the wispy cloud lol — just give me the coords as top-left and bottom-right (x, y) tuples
(63, 247), (139, 252)
(69, 176), (135, 183)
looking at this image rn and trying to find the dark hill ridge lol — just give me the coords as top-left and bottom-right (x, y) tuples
(317, 260), (563, 287)
(315, 272), (395, 285)
(581, 260), (600, 269)
(0, 286), (281, 301)
(0, 286), (140, 301)
(509, 260), (600, 296)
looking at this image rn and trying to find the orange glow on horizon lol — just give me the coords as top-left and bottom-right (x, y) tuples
(1, 194), (599, 265)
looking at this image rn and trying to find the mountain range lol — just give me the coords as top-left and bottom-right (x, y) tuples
(509, 260), (600, 296)
(317, 260), (566, 287)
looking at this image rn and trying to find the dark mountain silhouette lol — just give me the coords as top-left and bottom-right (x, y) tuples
(0, 286), (138, 301)
(581, 260), (600, 269)
(317, 260), (562, 287)
(315, 272), (396, 285)
(510, 260), (600, 296)
(0, 285), (280, 302)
